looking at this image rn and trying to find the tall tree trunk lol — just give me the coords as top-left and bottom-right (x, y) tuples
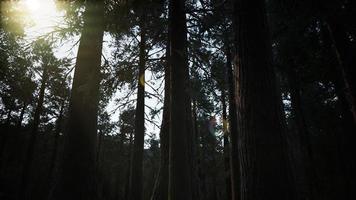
(221, 90), (231, 200)
(129, 17), (146, 200)
(151, 33), (170, 200)
(168, 0), (192, 199)
(233, 0), (290, 199)
(225, 42), (239, 200)
(19, 64), (48, 199)
(49, 1), (104, 199)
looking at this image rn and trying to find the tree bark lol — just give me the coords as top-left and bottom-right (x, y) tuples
(129, 17), (146, 200)
(168, 0), (192, 199)
(49, 1), (104, 199)
(233, 0), (290, 199)
(19, 64), (48, 199)
(225, 42), (239, 200)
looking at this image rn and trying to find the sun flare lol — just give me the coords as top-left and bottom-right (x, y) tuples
(24, 0), (40, 12)
(20, 0), (63, 36)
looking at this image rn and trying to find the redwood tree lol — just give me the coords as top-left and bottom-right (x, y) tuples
(232, 0), (291, 199)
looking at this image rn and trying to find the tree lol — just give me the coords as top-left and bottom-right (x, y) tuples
(168, 0), (192, 199)
(151, 32), (170, 200)
(232, 0), (291, 199)
(49, 1), (104, 199)
(128, 14), (147, 200)
(19, 39), (66, 198)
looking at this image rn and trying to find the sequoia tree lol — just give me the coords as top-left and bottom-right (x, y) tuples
(232, 0), (291, 199)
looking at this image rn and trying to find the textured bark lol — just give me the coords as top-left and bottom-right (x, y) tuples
(129, 18), (146, 200)
(168, 0), (192, 199)
(233, 0), (290, 199)
(225, 42), (239, 200)
(20, 64), (48, 199)
(49, 1), (104, 199)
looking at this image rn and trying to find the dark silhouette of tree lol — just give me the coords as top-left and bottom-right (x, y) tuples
(151, 32), (170, 200)
(232, 0), (291, 199)
(128, 15), (147, 200)
(49, 1), (104, 199)
(19, 39), (66, 199)
(168, 0), (192, 199)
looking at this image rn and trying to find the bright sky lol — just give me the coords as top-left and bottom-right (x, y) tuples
(7, 0), (163, 141)
(20, 0), (63, 37)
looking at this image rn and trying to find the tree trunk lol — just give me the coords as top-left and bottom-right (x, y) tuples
(233, 0), (290, 199)
(221, 90), (231, 200)
(19, 64), (48, 199)
(129, 17), (146, 200)
(168, 0), (192, 199)
(49, 1), (104, 199)
(151, 33), (170, 200)
(225, 42), (239, 200)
